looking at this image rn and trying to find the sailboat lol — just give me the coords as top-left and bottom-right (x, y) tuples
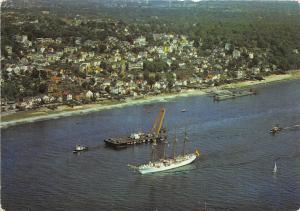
(273, 162), (277, 174)
(129, 129), (200, 174)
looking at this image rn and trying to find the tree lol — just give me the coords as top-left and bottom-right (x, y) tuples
(143, 59), (168, 72)
(39, 83), (48, 94)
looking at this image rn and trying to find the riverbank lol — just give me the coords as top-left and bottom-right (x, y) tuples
(1, 70), (300, 128)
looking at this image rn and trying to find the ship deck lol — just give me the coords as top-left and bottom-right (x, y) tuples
(104, 131), (167, 149)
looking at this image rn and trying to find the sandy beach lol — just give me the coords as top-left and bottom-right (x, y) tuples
(1, 70), (300, 128)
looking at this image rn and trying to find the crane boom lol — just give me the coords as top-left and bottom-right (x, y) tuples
(151, 108), (166, 136)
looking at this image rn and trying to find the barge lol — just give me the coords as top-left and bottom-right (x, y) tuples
(104, 108), (167, 149)
(104, 129), (167, 149)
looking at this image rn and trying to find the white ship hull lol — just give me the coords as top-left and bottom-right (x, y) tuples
(138, 154), (197, 174)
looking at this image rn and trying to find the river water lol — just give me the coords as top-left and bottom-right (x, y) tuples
(2, 80), (300, 210)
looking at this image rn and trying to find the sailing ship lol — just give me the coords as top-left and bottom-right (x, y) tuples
(129, 128), (200, 174)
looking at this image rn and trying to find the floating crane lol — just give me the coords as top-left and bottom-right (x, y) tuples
(104, 108), (167, 149)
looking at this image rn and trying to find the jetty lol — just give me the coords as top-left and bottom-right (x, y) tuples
(104, 108), (167, 149)
(212, 89), (256, 101)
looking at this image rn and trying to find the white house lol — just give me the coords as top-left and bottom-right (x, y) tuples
(237, 70), (245, 79)
(86, 90), (93, 99)
(233, 49), (241, 59)
(42, 95), (50, 103)
(67, 94), (73, 101)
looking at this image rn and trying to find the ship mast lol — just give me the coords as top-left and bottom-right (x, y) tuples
(163, 125), (168, 159)
(163, 142), (167, 159)
(150, 108), (165, 161)
(182, 128), (188, 155)
(173, 128), (177, 159)
(151, 140), (157, 161)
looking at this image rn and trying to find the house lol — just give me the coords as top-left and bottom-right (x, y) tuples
(41, 11), (50, 15)
(36, 38), (55, 44)
(56, 37), (63, 44)
(67, 94), (73, 101)
(225, 43), (231, 51)
(264, 67), (271, 72)
(102, 79), (112, 87)
(249, 53), (254, 59)
(153, 34), (163, 41)
(86, 90), (94, 99)
(42, 95), (50, 103)
(153, 82), (161, 89)
(51, 76), (61, 84)
(5, 46), (12, 56)
(15, 35), (28, 44)
(252, 67), (260, 75)
(134, 36), (147, 46)
(75, 37), (82, 45)
(57, 96), (63, 103)
(46, 53), (61, 63)
(233, 49), (241, 59)
(49, 96), (56, 103)
(179, 63), (186, 68)
(0, 99), (15, 111)
(21, 97), (36, 109)
(175, 81), (183, 87)
(34, 96), (42, 104)
(110, 87), (119, 95)
(138, 51), (148, 59)
(64, 47), (78, 54)
(74, 93), (84, 102)
(128, 61), (143, 71)
(236, 70), (245, 79)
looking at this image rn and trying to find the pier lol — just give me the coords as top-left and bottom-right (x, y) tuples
(212, 89), (256, 101)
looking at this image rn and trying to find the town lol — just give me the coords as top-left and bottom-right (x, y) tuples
(1, 2), (299, 113)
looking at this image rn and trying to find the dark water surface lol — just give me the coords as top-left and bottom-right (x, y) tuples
(2, 80), (300, 211)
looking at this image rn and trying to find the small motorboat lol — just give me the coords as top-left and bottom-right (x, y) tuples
(73, 144), (88, 153)
(273, 162), (277, 174)
(270, 126), (282, 134)
(181, 109), (187, 112)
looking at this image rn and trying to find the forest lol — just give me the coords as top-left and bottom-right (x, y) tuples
(2, 1), (300, 70)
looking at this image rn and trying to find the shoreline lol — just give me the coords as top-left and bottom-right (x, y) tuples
(1, 70), (300, 128)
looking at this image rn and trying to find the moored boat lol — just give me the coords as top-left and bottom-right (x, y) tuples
(73, 144), (88, 153)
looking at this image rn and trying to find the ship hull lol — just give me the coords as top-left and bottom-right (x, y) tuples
(138, 154), (197, 174)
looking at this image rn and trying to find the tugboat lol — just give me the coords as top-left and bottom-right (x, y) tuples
(270, 125), (282, 134)
(73, 144), (88, 153)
